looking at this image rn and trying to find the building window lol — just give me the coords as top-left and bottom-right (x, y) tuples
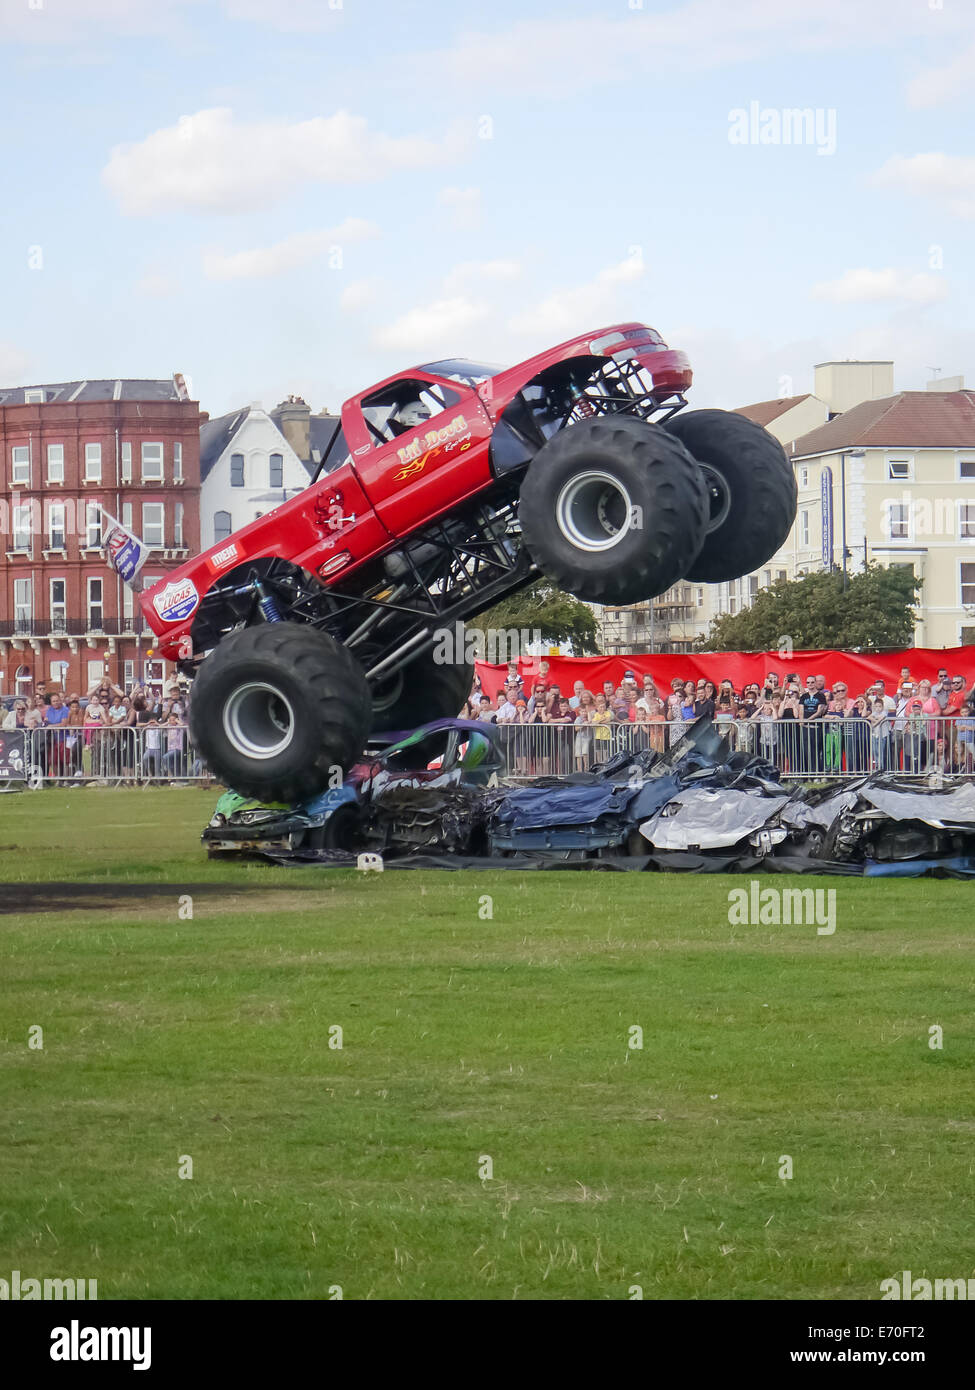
(86, 502), (102, 549)
(748, 575), (758, 600)
(121, 442), (132, 482)
(230, 453), (244, 487)
(48, 502), (66, 549)
(269, 452), (283, 489)
(887, 458), (913, 481)
(777, 569), (787, 583)
(799, 509), (810, 547)
(214, 510), (232, 543)
(50, 579), (66, 632)
(174, 502), (184, 548)
(961, 563), (975, 606)
(87, 578), (104, 632)
(798, 466), (809, 489)
(12, 445), (29, 485)
(47, 443), (64, 482)
(13, 504), (32, 551)
(84, 443), (102, 481)
(887, 502), (910, 539)
(960, 503), (975, 540)
(959, 460), (975, 480)
(142, 503), (164, 548)
(124, 660), (135, 690)
(173, 442), (183, 481)
(24, 389), (44, 404)
(122, 503), (133, 531)
(141, 442), (163, 481)
(14, 578), (32, 629)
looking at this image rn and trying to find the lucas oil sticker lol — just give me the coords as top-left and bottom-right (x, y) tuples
(152, 578), (200, 624)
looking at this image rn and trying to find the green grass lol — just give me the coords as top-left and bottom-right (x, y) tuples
(1, 788), (973, 1299)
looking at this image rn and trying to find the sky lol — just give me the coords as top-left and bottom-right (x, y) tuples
(0, 0), (973, 420)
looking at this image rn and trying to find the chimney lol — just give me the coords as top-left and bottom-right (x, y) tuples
(274, 394), (311, 459)
(926, 374), (965, 392)
(813, 360), (894, 418)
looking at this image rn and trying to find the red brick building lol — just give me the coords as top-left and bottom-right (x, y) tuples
(0, 379), (204, 697)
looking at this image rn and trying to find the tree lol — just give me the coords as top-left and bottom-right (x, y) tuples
(477, 580), (601, 654)
(698, 564), (922, 652)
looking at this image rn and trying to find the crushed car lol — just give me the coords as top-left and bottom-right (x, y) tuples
(203, 718), (505, 859)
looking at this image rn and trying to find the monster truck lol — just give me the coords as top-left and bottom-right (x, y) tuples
(141, 323), (795, 801)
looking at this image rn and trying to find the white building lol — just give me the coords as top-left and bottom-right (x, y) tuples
(199, 396), (338, 549)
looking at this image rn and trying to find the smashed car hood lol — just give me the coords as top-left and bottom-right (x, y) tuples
(640, 787), (792, 850)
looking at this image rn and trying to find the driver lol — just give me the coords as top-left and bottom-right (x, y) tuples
(389, 399), (432, 436)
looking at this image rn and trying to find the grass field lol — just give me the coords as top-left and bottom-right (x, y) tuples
(1, 787), (973, 1300)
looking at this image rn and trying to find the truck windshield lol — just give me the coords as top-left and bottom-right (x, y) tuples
(420, 359), (507, 387)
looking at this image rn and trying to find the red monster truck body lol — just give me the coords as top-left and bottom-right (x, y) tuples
(141, 323), (795, 801)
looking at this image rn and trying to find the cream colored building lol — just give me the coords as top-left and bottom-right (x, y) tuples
(594, 362), (975, 653)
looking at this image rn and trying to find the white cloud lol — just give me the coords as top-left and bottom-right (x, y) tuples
(810, 268), (948, 306)
(0, 341), (31, 384)
(907, 42), (975, 109)
(102, 107), (466, 215)
(136, 268), (181, 298)
(219, 0), (342, 30)
(340, 278), (381, 312)
(374, 297), (491, 354)
(0, 0), (203, 40)
(398, 1), (975, 99)
(443, 259), (521, 293)
(872, 153), (975, 219)
(203, 218), (379, 280)
(437, 186), (482, 231)
(508, 253), (645, 339)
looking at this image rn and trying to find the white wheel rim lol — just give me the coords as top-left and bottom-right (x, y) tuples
(223, 681), (295, 760)
(556, 471), (633, 553)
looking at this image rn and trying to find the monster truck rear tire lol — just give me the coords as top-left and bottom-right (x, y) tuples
(189, 624), (370, 802)
(663, 408), (796, 583)
(370, 645), (473, 735)
(518, 415), (708, 605)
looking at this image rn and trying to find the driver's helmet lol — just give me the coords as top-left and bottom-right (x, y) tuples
(394, 400), (432, 430)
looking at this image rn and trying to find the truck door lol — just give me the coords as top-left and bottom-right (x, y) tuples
(347, 373), (493, 537)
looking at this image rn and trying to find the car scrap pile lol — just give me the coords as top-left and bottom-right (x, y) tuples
(203, 717), (975, 878)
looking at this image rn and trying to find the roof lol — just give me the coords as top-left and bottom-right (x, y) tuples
(0, 378), (183, 405)
(199, 407), (249, 482)
(789, 390), (975, 456)
(307, 413), (342, 477)
(735, 394), (812, 426)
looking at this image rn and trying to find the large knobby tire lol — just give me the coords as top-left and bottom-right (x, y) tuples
(189, 623), (371, 802)
(663, 408), (796, 583)
(518, 415), (708, 605)
(370, 644), (473, 735)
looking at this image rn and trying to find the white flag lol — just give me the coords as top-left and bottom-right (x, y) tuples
(100, 507), (149, 588)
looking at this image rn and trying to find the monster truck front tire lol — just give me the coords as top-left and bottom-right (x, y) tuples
(518, 415), (708, 605)
(189, 624), (370, 802)
(663, 408), (796, 583)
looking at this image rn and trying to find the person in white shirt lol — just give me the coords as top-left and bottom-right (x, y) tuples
(568, 680), (585, 711)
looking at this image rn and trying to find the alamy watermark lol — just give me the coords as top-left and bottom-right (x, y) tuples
(0, 1269), (97, 1300)
(881, 1270), (975, 1300)
(728, 101), (837, 156)
(727, 881), (836, 935)
(432, 621), (543, 666)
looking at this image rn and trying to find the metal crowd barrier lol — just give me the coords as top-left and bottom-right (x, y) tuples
(492, 716), (975, 782)
(0, 726), (211, 788)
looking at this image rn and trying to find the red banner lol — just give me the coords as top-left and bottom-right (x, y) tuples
(475, 647), (974, 699)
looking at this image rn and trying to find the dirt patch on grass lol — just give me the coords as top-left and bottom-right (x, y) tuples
(0, 882), (238, 916)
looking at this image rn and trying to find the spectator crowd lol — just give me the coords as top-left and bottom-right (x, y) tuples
(0, 675), (205, 785)
(465, 661), (975, 778)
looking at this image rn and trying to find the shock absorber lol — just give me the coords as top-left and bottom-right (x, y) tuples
(255, 581), (283, 623)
